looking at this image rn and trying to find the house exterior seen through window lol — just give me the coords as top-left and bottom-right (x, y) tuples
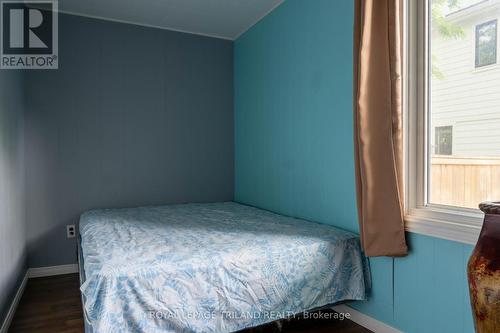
(429, 0), (500, 209)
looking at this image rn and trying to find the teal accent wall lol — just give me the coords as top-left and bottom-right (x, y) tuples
(234, 1), (475, 332)
(235, 0), (357, 232)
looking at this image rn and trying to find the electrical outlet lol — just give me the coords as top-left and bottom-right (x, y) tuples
(66, 224), (76, 238)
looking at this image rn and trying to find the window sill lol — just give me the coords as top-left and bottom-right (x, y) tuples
(471, 63), (498, 73)
(404, 207), (482, 245)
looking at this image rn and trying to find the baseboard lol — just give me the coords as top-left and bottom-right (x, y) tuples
(0, 265), (79, 332)
(332, 304), (403, 333)
(0, 272), (28, 333)
(28, 264), (79, 278)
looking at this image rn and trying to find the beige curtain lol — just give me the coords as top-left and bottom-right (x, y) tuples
(353, 0), (408, 256)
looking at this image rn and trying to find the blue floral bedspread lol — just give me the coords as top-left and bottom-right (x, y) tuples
(79, 202), (369, 333)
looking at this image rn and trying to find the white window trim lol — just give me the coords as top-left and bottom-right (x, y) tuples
(404, 0), (483, 245)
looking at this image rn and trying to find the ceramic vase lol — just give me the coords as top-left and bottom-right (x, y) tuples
(467, 201), (500, 332)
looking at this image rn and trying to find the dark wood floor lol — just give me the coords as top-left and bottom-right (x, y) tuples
(9, 274), (84, 333)
(9, 274), (372, 333)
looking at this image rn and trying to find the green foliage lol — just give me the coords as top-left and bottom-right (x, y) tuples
(432, 55), (445, 80)
(431, 0), (466, 79)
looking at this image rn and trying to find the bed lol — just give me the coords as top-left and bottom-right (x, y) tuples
(78, 202), (370, 333)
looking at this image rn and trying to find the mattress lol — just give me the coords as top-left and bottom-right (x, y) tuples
(79, 202), (370, 333)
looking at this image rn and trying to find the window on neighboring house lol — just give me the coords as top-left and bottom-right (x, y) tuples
(434, 126), (452, 155)
(475, 19), (497, 68)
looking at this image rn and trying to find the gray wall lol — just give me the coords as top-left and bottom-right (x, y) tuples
(0, 71), (26, 323)
(25, 14), (234, 267)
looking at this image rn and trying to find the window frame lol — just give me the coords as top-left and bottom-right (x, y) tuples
(475, 19), (497, 68)
(404, 0), (482, 245)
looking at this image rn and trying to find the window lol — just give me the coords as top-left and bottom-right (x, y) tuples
(475, 20), (497, 68)
(404, 0), (500, 244)
(434, 126), (452, 155)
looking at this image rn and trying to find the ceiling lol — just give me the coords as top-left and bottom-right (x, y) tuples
(56, 0), (284, 40)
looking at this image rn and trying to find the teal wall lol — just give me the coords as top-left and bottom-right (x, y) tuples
(234, 1), (474, 332)
(235, 0), (356, 232)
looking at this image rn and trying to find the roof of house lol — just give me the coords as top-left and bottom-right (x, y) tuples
(446, 0), (500, 20)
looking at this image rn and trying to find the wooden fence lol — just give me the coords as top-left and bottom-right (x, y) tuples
(430, 156), (500, 209)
